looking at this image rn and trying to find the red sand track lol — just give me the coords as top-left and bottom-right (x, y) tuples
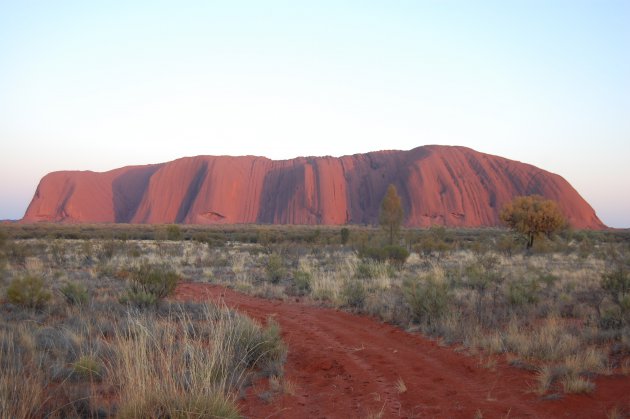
(176, 283), (629, 418)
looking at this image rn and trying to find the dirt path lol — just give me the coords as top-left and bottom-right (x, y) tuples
(175, 283), (630, 419)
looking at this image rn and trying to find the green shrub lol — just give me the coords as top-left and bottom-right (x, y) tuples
(60, 282), (89, 306)
(120, 290), (159, 308)
(265, 253), (286, 284)
(507, 279), (540, 306)
(292, 270), (312, 295)
(415, 236), (452, 258)
(340, 228), (350, 245)
(121, 263), (180, 307)
(6, 275), (51, 309)
(354, 261), (379, 279)
(341, 279), (366, 309)
(602, 261), (630, 306)
(404, 275), (450, 326)
(166, 224), (183, 241)
(383, 245), (410, 268)
(358, 245), (409, 268)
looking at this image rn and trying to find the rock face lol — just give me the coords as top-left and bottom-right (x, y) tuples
(22, 145), (605, 229)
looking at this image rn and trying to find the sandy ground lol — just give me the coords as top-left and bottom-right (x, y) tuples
(175, 283), (630, 419)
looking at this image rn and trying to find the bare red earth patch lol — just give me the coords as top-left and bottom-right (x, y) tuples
(175, 283), (629, 418)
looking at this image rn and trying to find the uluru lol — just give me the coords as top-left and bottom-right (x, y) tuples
(21, 145), (605, 229)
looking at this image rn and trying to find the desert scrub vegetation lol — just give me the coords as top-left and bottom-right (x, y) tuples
(0, 235), (287, 418)
(5, 274), (52, 309)
(189, 227), (630, 397)
(2, 224), (630, 400)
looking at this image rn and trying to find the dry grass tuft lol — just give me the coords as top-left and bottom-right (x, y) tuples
(395, 377), (407, 394)
(562, 374), (596, 394)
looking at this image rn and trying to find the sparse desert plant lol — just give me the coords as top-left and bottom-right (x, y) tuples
(266, 253), (286, 284)
(358, 245), (409, 268)
(602, 259), (630, 323)
(341, 279), (367, 309)
(6, 274), (51, 309)
(6, 241), (30, 266)
(403, 273), (451, 327)
(534, 365), (553, 395)
(562, 374), (596, 394)
(395, 377), (407, 394)
(121, 263), (179, 308)
(73, 355), (103, 381)
(165, 224), (183, 241)
(340, 227), (350, 245)
(292, 270), (312, 295)
(507, 279), (540, 306)
(99, 239), (117, 261)
(354, 260), (381, 279)
(60, 281), (89, 306)
(504, 317), (579, 361)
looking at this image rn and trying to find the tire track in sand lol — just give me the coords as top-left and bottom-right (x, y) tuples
(175, 283), (630, 419)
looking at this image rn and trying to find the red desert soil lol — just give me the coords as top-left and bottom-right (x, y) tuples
(23, 145), (604, 229)
(175, 283), (629, 419)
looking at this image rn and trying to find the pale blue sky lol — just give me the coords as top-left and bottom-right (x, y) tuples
(1, 1), (628, 227)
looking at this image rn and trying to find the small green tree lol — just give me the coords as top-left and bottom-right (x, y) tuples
(379, 184), (404, 245)
(500, 195), (565, 249)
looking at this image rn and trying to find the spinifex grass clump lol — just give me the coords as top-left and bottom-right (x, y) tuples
(0, 297), (286, 418)
(115, 307), (286, 418)
(60, 281), (89, 306)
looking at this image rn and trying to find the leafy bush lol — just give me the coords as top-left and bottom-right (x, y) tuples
(383, 245), (410, 268)
(403, 275), (451, 327)
(166, 224), (183, 241)
(341, 279), (366, 309)
(60, 282), (89, 306)
(507, 279), (540, 306)
(292, 270), (312, 295)
(340, 227), (350, 245)
(354, 261), (380, 279)
(6, 275), (51, 309)
(601, 259), (630, 326)
(265, 253), (286, 284)
(358, 245), (409, 268)
(121, 264), (179, 307)
(602, 261), (630, 306)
